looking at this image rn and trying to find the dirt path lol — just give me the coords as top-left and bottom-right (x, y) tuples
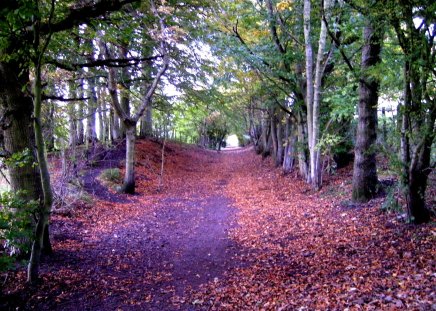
(44, 196), (239, 311)
(2, 142), (245, 310)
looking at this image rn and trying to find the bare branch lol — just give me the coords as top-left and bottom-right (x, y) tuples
(46, 55), (162, 71)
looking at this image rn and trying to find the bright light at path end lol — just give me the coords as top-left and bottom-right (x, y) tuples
(226, 134), (239, 148)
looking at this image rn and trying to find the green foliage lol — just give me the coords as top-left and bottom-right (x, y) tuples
(316, 134), (343, 155)
(324, 83), (357, 123)
(380, 185), (402, 214)
(206, 111), (229, 149)
(100, 168), (121, 184)
(4, 148), (35, 169)
(0, 191), (37, 271)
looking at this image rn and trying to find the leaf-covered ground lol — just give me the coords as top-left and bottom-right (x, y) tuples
(1, 140), (435, 310)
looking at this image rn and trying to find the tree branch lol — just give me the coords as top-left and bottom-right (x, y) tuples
(266, 0), (286, 54)
(232, 20), (294, 86)
(46, 55), (162, 71)
(42, 95), (89, 102)
(322, 14), (355, 72)
(39, 0), (140, 34)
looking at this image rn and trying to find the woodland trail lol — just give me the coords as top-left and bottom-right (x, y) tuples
(3, 141), (247, 310)
(2, 140), (435, 310)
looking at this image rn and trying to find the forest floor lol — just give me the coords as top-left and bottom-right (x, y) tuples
(1, 139), (435, 310)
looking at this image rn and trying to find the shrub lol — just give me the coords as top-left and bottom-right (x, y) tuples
(0, 191), (37, 271)
(100, 168), (121, 183)
(381, 185), (402, 214)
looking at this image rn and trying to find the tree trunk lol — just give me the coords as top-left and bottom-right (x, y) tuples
(119, 45), (130, 139)
(44, 101), (55, 151)
(352, 21), (382, 202)
(283, 116), (295, 173)
(296, 110), (309, 181)
(381, 107), (387, 144)
(76, 78), (85, 145)
(97, 85), (106, 143)
(400, 61), (434, 223)
(28, 43), (53, 283)
(276, 112), (283, 167)
(270, 110), (279, 165)
(408, 140), (433, 223)
(140, 103), (153, 138)
(86, 77), (98, 144)
(120, 124), (136, 194)
(0, 58), (49, 266)
(306, 0), (334, 190)
(110, 107), (120, 141)
(68, 83), (77, 147)
(303, 0), (314, 182)
(0, 61), (43, 204)
(261, 112), (271, 158)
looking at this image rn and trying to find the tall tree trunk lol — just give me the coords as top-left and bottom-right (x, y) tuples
(270, 110), (279, 165)
(28, 33), (53, 283)
(0, 60), (43, 204)
(76, 78), (85, 145)
(45, 101), (55, 151)
(119, 45), (130, 139)
(120, 123), (136, 194)
(110, 107), (120, 141)
(408, 135), (433, 223)
(97, 87), (106, 143)
(86, 77), (98, 144)
(283, 116), (295, 173)
(261, 112), (271, 158)
(276, 111), (283, 167)
(303, 0), (314, 182)
(68, 82), (77, 147)
(352, 21), (383, 202)
(401, 61), (412, 218)
(0, 58), (47, 264)
(296, 110), (309, 181)
(67, 82), (78, 180)
(140, 104), (153, 138)
(381, 107), (387, 145)
(306, 0), (334, 190)
(400, 61), (434, 223)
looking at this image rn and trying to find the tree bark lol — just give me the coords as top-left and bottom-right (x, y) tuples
(119, 45), (131, 139)
(68, 82), (77, 147)
(283, 116), (295, 173)
(44, 101), (55, 151)
(400, 61), (434, 223)
(270, 110), (279, 165)
(140, 104), (153, 138)
(86, 76), (98, 144)
(0, 60), (43, 204)
(275, 111), (284, 167)
(306, 0), (334, 190)
(76, 78), (85, 145)
(352, 21), (382, 202)
(303, 0), (314, 182)
(120, 124), (136, 194)
(297, 110), (309, 181)
(261, 112), (271, 158)
(28, 35), (54, 283)
(97, 85), (106, 142)
(110, 107), (121, 141)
